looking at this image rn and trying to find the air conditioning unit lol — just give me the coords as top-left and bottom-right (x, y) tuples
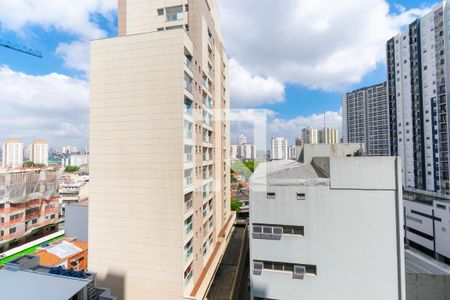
(253, 262), (263, 275)
(293, 265), (306, 280)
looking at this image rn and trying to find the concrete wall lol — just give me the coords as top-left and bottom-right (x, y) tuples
(406, 274), (450, 300)
(65, 205), (88, 242)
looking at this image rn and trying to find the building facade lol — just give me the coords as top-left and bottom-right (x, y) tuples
(2, 139), (23, 169)
(342, 82), (390, 156)
(287, 146), (296, 160)
(302, 127), (318, 144)
(0, 169), (60, 253)
(387, 2), (450, 193)
(271, 137), (288, 160)
(89, 0), (234, 299)
(249, 156), (405, 300)
(318, 127), (339, 144)
(30, 140), (48, 166)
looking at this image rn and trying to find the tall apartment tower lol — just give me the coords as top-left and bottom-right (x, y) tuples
(2, 139), (23, 169)
(387, 2), (450, 193)
(271, 137), (288, 160)
(302, 127), (318, 144)
(342, 82), (390, 156)
(30, 140), (49, 166)
(318, 127), (339, 144)
(89, 1), (234, 299)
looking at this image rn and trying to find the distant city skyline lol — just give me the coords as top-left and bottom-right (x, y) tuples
(0, 0), (433, 148)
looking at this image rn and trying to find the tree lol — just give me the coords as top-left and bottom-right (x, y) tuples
(34, 163), (46, 169)
(64, 166), (80, 173)
(231, 198), (242, 213)
(23, 161), (34, 167)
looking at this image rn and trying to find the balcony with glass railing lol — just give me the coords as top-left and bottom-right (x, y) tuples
(184, 145), (193, 162)
(203, 96), (213, 109)
(184, 216), (193, 236)
(184, 239), (193, 262)
(184, 55), (192, 71)
(203, 203), (212, 217)
(203, 167), (212, 179)
(184, 263), (193, 287)
(184, 169), (193, 187)
(184, 74), (193, 93)
(184, 121), (193, 140)
(203, 150), (212, 161)
(203, 112), (212, 127)
(203, 130), (212, 143)
(203, 79), (211, 93)
(184, 193), (193, 213)
(184, 97), (192, 116)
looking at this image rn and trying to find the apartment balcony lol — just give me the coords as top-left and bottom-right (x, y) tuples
(184, 74), (193, 94)
(203, 152), (212, 161)
(184, 263), (193, 288)
(184, 240), (193, 262)
(166, 12), (183, 22)
(203, 170), (212, 179)
(203, 205), (213, 218)
(184, 55), (193, 71)
(203, 80), (212, 93)
(203, 96), (213, 109)
(184, 176), (193, 187)
(184, 100), (193, 117)
(203, 135), (212, 144)
(184, 221), (193, 237)
(184, 196), (193, 214)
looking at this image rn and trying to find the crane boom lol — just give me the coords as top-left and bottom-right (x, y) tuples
(0, 39), (43, 58)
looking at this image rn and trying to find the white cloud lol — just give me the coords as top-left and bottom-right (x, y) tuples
(56, 40), (90, 73)
(0, 66), (89, 147)
(219, 0), (431, 91)
(0, 0), (117, 74)
(269, 111), (343, 145)
(0, 0), (116, 40)
(230, 59), (285, 107)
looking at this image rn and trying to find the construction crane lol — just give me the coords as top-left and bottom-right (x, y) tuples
(0, 39), (43, 58)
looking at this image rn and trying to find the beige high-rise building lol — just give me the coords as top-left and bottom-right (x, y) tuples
(89, 0), (234, 299)
(30, 140), (49, 166)
(302, 127), (319, 144)
(319, 127), (339, 144)
(2, 139), (23, 169)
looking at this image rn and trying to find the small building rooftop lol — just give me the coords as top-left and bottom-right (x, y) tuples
(250, 159), (329, 186)
(0, 267), (89, 300)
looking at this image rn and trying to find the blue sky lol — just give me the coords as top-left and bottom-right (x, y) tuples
(0, 0), (439, 148)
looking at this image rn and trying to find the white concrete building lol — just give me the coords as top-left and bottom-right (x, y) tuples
(238, 134), (247, 145)
(30, 140), (48, 166)
(249, 156), (405, 300)
(318, 127), (339, 144)
(240, 144), (255, 161)
(69, 155), (89, 167)
(342, 82), (390, 156)
(230, 144), (238, 160)
(387, 2), (450, 193)
(302, 127), (318, 144)
(287, 146), (296, 160)
(62, 145), (77, 155)
(2, 139), (23, 169)
(403, 189), (450, 263)
(271, 137), (288, 160)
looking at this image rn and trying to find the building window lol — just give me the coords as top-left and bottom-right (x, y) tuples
(50, 214), (55, 219)
(254, 260), (317, 278)
(252, 224), (304, 239)
(166, 5), (183, 22)
(266, 192), (275, 199)
(436, 204), (446, 210)
(32, 219), (37, 224)
(296, 193), (306, 200)
(157, 8), (164, 16)
(9, 227), (16, 234)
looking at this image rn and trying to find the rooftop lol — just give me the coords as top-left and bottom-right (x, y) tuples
(0, 266), (89, 300)
(250, 159), (329, 186)
(405, 248), (450, 275)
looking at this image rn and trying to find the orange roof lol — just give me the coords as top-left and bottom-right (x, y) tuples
(35, 240), (88, 266)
